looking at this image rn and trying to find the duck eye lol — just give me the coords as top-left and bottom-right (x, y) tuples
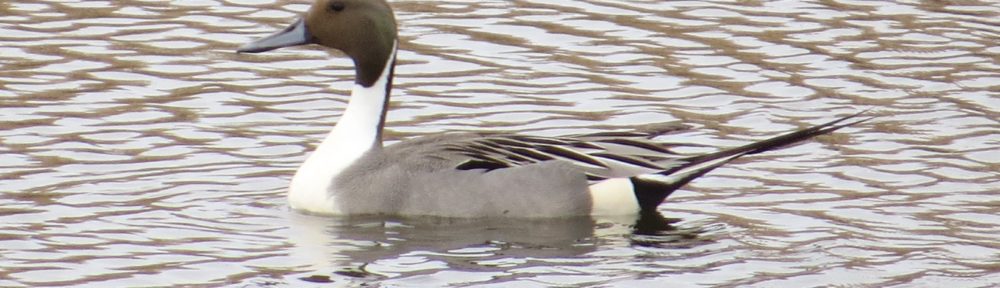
(329, 1), (345, 12)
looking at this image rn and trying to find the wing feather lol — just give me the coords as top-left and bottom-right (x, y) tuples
(443, 129), (696, 183)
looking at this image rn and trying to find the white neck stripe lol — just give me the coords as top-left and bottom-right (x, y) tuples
(287, 41), (398, 215)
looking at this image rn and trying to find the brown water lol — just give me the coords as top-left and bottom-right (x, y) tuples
(1, 0), (998, 287)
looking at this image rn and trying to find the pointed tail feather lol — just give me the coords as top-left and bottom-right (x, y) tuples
(631, 111), (872, 212)
(682, 110), (872, 165)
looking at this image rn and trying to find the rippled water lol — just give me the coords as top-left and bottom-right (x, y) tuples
(2, 0), (998, 287)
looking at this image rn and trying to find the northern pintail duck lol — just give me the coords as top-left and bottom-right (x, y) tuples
(238, 0), (867, 218)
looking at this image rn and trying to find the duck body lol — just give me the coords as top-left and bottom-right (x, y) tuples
(337, 133), (592, 217)
(239, 0), (867, 218)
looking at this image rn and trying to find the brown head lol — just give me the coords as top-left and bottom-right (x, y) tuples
(238, 0), (398, 87)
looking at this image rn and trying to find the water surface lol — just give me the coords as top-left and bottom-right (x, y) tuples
(1, 0), (998, 287)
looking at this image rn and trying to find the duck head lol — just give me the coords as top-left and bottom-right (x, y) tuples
(238, 0), (398, 87)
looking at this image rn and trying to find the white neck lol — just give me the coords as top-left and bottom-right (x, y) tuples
(288, 42), (397, 215)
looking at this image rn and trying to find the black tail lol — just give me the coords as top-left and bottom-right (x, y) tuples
(631, 111), (873, 212)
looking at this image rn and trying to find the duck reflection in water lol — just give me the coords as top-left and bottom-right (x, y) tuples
(285, 211), (718, 282)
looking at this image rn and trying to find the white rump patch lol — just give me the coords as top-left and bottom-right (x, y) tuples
(588, 178), (640, 216)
